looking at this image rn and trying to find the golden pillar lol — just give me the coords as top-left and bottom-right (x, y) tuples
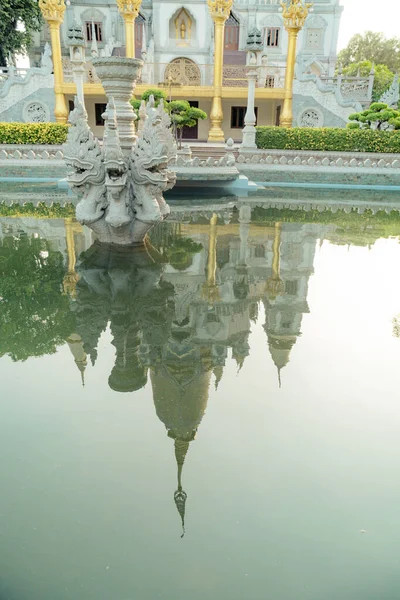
(39, 0), (68, 123)
(266, 222), (285, 299)
(207, 0), (233, 143)
(279, 0), (312, 128)
(116, 0), (142, 58)
(202, 213), (220, 304)
(63, 218), (80, 298)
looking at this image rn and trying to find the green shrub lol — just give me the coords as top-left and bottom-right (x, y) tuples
(255, 126), (400, 153)
(0, 122), (69, 145)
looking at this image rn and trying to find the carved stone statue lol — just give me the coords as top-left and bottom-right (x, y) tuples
(40, 42), (53, 73)
(379, 74), (399, 108)
(63, 57), (177, 245)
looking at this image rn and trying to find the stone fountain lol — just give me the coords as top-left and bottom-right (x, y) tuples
(63, 57), (177, 245)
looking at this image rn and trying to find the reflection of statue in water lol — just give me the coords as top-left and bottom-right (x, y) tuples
(72, 241), (173, 392)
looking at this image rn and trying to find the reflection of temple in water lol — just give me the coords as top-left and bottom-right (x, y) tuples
(63, 211), (329, 536)
(0, 211), (329, 536)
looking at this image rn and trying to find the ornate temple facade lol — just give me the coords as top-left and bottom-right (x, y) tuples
(0, 0), (374, 139)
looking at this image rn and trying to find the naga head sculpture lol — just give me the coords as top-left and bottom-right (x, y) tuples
(63, 99), (106, 191)
(131, 95), (176, 189)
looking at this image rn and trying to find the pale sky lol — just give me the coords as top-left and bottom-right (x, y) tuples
(338, 0), (400, 49)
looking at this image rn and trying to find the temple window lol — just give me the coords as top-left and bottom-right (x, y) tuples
(224, 13), (240, 50)
(85, 22), (103, 43)
(266, 27), (280, 48)
(135, 13), (145, 58)
(231, 106), (258, 129)
(285, 280), (298, 295)
(254, 245), (266, 258)
(266, 75), (275, 88)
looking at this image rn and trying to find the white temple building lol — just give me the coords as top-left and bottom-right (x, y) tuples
(0, 0), (374, 139)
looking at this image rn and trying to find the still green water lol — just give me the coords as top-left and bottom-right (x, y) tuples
(1, 211), (400, 600)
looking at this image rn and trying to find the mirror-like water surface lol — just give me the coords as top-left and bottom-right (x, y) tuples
(1, 209), (400, 600)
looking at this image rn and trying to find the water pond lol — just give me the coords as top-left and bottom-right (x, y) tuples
(1, 201), (400, 600)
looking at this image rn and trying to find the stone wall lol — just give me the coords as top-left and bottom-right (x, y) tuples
(293, 94), (348, 128)
(0, 88), (56, 123)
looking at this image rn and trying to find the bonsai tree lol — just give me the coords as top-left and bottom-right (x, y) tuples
(347, 102), (400, 130)
(168, 100), (207, 149)
(130, 90), (207, 148)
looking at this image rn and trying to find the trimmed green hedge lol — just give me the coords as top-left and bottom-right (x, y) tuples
(0, 123), (69, 145)
(256, 126), (400, 154)
(0, 202), (75, 218)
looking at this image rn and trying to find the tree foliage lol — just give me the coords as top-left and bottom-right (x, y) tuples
(0, 0), (42, 65)
(347, 102), (400, 131)
(338, 31), (400, 74)
(0, 234), (74, 361)
(341, 61), (395, 102)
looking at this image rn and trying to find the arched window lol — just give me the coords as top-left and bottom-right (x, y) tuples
(224, 13), (239, 51)
(81, 8), (106, 44)
(164, 58), (201, 86)
(135, 13), (145, 58)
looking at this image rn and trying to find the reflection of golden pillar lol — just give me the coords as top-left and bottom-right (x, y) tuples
(203, 213), (220, 304)
(39, 0), (68, 123)
(266, 222), (285, 299)
(207, 0), (233, 143)
(117, 0), (142, 58)
(279, 0), (312, 128)
(63, 218), (80, 298)
(207, 213), (218, 287)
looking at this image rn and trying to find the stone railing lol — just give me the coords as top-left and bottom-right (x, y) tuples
(223, 64), (285, 88)
(62, 59), (101, 84)
(319, 74), (374, 104)
(0, 67), (30, 90)
(0, 145), (64, 160)
(237, 149), (400, 169)
(2, 144), (400, 171)
(62, 59), (285, 89)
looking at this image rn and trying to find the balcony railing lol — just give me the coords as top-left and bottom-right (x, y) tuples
(62, 59), (286, 89)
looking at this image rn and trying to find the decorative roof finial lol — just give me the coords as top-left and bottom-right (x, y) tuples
(173, 439), (190, 538)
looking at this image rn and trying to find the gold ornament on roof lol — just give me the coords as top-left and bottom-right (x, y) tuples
(116, 0), (142, 18)
(280, 0), (313, 30)
(39, 0), (66, 23)
(207, 0), (233, 20)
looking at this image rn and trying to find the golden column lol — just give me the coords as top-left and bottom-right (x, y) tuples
(266, 222), (285, 299)
(207, 0), (233, 143)
(202, 213), (220, 304)
(63, 218), (80, 298)
(116, 0), (142, 59)
(39, 0), (69, 123)
(279, 0), (312, 128)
